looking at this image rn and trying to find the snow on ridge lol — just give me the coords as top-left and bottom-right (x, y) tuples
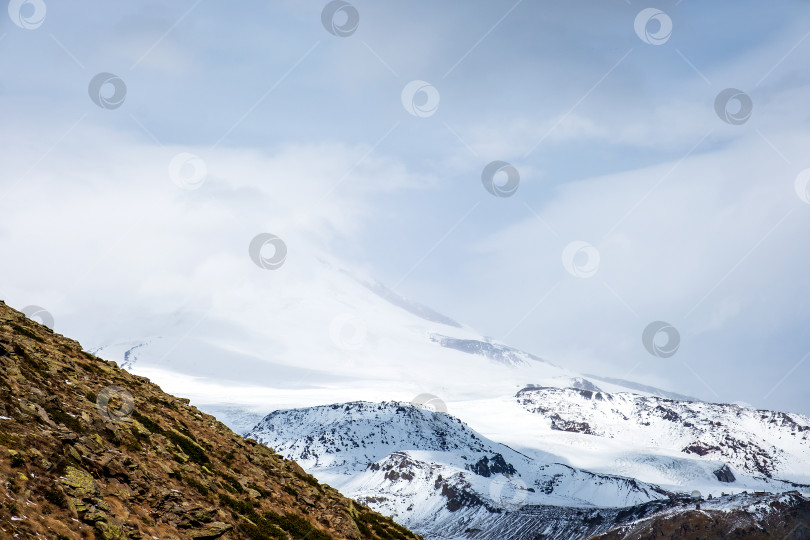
(428, 333), (553, 368)
(88, 338), (159, 370)
(353, 275), (463, 329)
(247, 400), (492, 471)
(246, 400), (670, 511)
(515, 385), (810, 481)
(582, 373), (700, 402)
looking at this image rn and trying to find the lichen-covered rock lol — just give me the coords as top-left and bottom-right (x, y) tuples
(0, 302), (422, 540)
(190, 507), (218, 523)
(62, 466), (99, 496)
(84, 509), (108, 523)
(187, 522), (233, 539)
(95, 521), (126, 540)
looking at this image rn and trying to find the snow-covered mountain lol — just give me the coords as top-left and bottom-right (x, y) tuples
(246, 401), (670, 538)
(86, 257), (711, 433)
(87, 255), (692, 438)
(85, 256), (810, 538)
(516, 386), (810, 482)
(245, 399), (810, 539)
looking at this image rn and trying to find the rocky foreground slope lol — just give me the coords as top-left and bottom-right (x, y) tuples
(0, 302), (421, 540)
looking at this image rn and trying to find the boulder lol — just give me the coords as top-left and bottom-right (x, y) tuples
(186, 522), (233, 539)
(713, 464), (736, 483)
(61, 466), (100, 496)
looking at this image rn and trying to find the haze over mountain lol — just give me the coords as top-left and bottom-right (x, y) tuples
(3, 1), (810, 538)
(4, 299), (810, 539)
(82, 258), (810, 538)
(3, 1), (810, 418)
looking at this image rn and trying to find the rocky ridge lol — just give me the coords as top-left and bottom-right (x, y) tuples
(0, 301), (421, 540)
(516, 385), (810, 480)
(587, 491), (810, 540)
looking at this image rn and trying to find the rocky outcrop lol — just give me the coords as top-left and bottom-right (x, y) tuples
(429, 334), (546, 367)
(549, 413), (595, 434)
(713, 464), (735, 483)
(587, 491), (810, 540)
(466, 454), (516, 477)
(0, 301), (421, 540)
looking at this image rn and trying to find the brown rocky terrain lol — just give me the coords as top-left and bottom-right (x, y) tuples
(587, 492), (810, 540)
(0, 301), (421, 540)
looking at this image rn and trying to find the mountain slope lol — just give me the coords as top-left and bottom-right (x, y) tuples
(0, 301), (421, 540)
(247, 401), (810, 539)
(516, 386), (810, 482)
(587, 491), (810, 540)
(246, 401), (672, 538)
(84, 258), (695, 433)
(78, 258), (810, 537)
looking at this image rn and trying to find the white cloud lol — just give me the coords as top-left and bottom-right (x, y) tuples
(3, 0), (810, 418)
(0, 123), (429, 339)
(441, 128), (809, 410)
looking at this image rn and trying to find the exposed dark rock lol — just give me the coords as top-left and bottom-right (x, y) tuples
(467, 454), (517, 478)
(588, 491), (810, 540)
(549, 414), (594, 435)
(435, 478), (490, 513)
(653, 405), (680, 422)
(682, 442), (721, 457)
(713, 464), (735, 483)
(187, 522), (233, 539)
(430, 334), (545, 367)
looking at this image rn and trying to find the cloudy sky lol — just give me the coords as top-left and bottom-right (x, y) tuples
(2, 1), (810, 414)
